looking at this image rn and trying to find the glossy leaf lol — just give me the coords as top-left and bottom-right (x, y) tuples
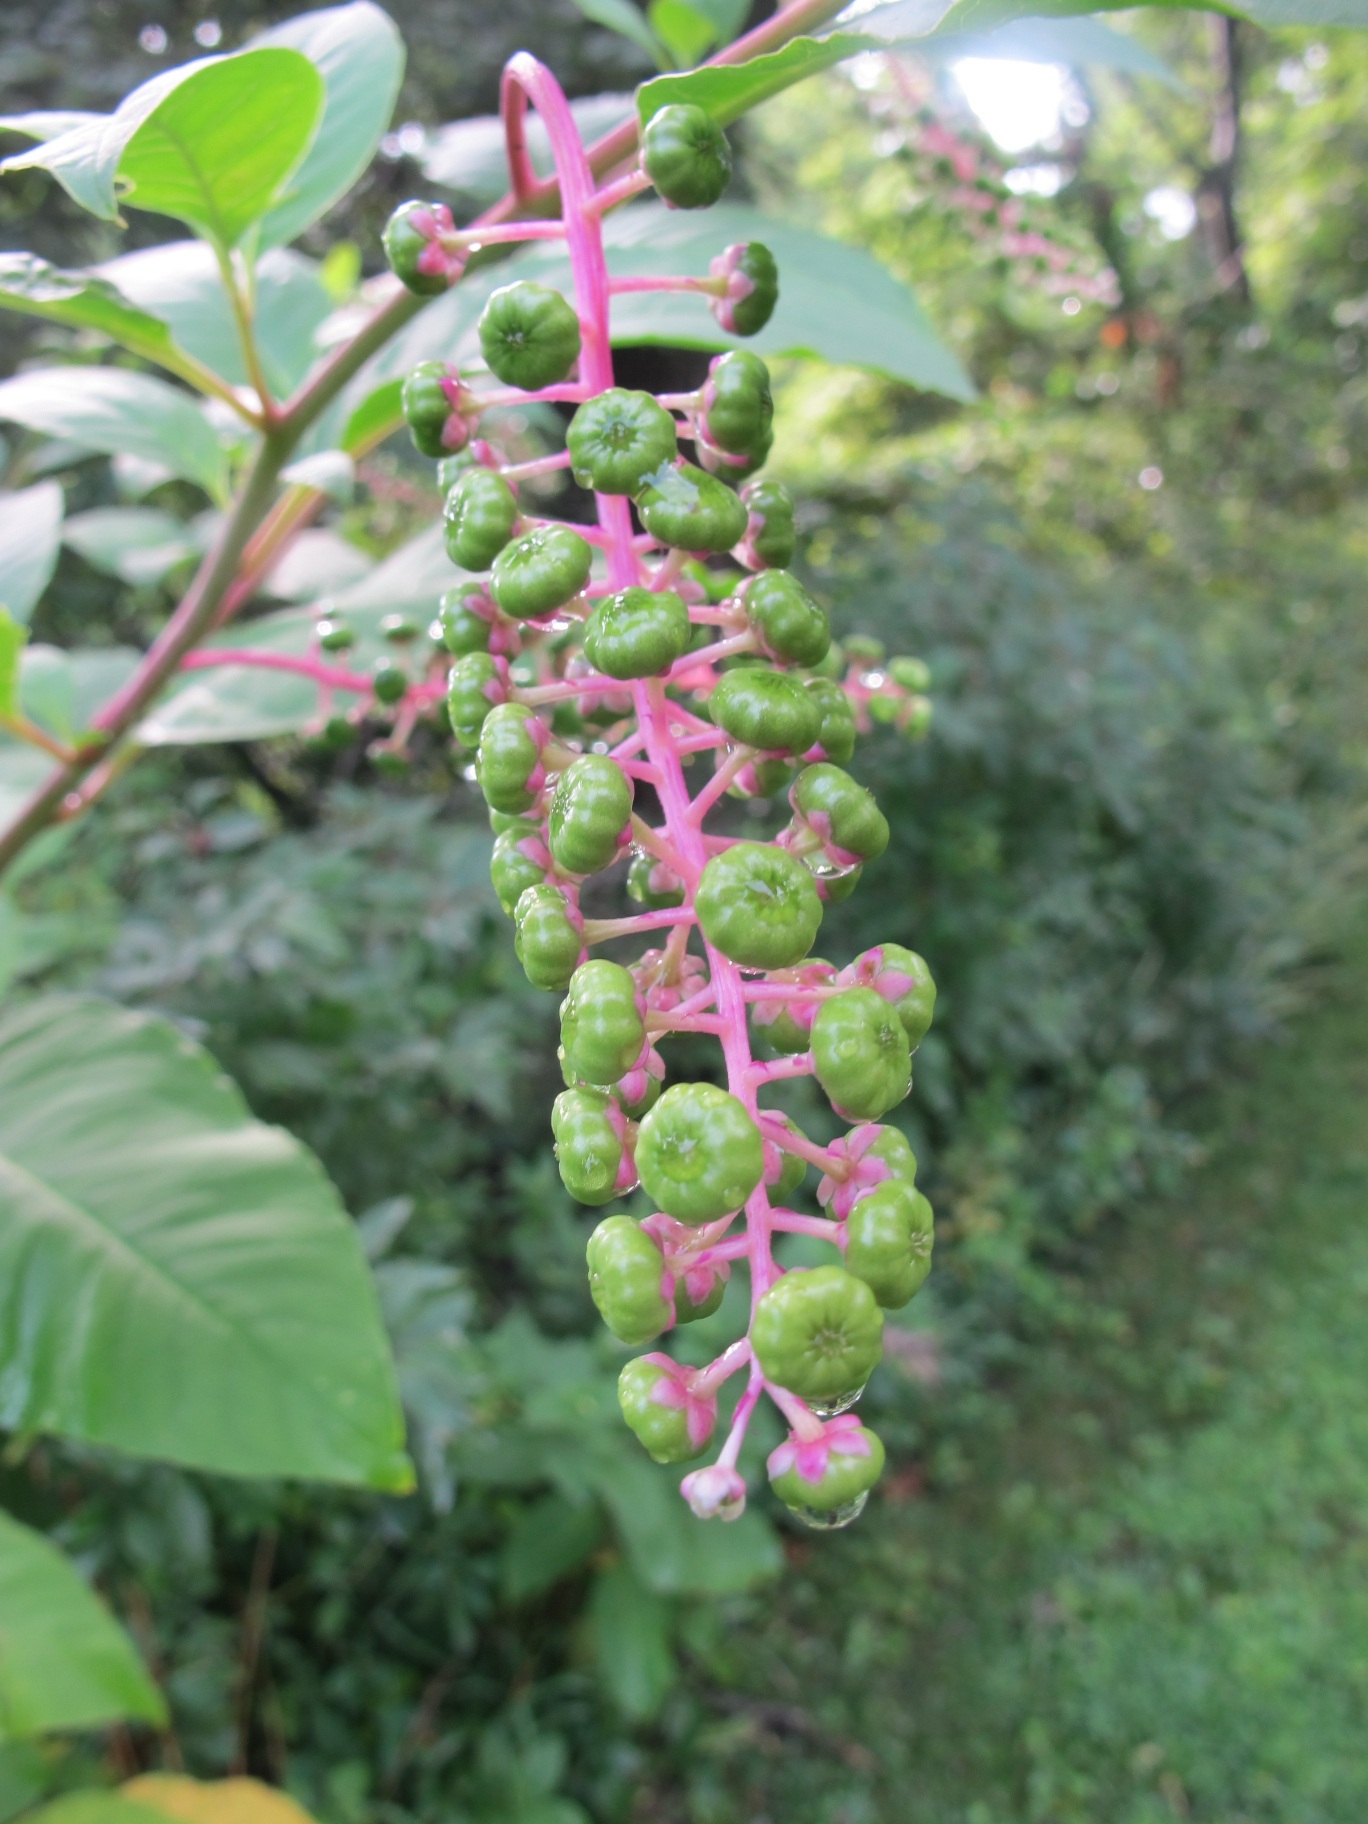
(124, 1775), (322, 1824)
(0, 993), (413, 1489)
(100, 242), (333, 398)
(0, 613), (23, 719)
(61, 507), (205, 587)
(0, 111), (102, 143)
(569, 0), (666, 65)
(0, 254), (185, 374)
(0, 482), (62, 624)
(584, 1449), (782, 1595)
(279, 451), (355, 503)
(251, 3), (406, 248)
(14, 644), (138, 744)
(339, 378), (404, 455)
(587, 1562), (675, 1720)
(116, 51), (323, 249)
(0, 368), (228, 501)
(636, 32), (878, 126)
(261, 528), (372, 600)
(649, 0), (717, 65)
(860, 0), (1368, 33)
(0, 1510), (165, 1738)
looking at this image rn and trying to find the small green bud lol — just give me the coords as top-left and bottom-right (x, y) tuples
(547, 754), (633, 875)
(587, 1215), (672, 1344)
(382, 200), (453, 297)
(709, 666), (821, 756)
(741, 571), (830, 669)
(636, 1082), (764, 1224)
(560, 959), (645, 1086)
(811, 987), (912, 1122)
(642, 103), (732, 210)
(444, 468), (519, 572)
(751, 1266), (883, 1404)
(513, 883), (584, 991)
(710, 240), (778, 338)
(738, 477), (795, 570)
(477, 281), (581, 390)
(636, 462), (749, 554)
(695, 841), (823, 970)
(491, 526), (593, 621)
(371, 657), (408, 704)
(568, 389), (677, 495)
(584, 586), (691, 679)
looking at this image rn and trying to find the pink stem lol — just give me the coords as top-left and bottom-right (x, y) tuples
(747, 1054), (814, 1085)
(589, 169), (653, 214)
(758, 1116), (851, 1178)
(581, 908), (696, 942)
(686, 746), (752, 824)
(692, 1338), (752, 1397)
(500, 449), (573, 481)
(765, 1382), (825, 1443)
(715, 1369), (764, 1470)
(687, 1235), (754, 1268)
(769, 1210), (842, 1240)
(646, 1012), (730, 1036)
(442, 219), (568, 248)
(180, 647), (442, 700)
(744, 982), (843, 1003)
(609, 274), (725, 296)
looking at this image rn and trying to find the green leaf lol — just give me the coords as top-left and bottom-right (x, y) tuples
(587, 1562), (675, 1720)
(22, 1797), (170, 1824)
(0, 993), (413, 1489)
(0, 747), (49, 832)
(339, 379), (404, 455)
(0, 368), (229, 501)
(0, 483), (62, 625)
(98, 242), (333, 398)
(279, 451), (354, 503)
(636, 32), (878, 127)
(0, 112), (102, 143)
(501, 1493), (603, 1602)
(570, 0), (667, 65)
(261, 529), (372, 601)
(649, 0), (718, 66)
(8, 645), (137, 746)
(61, 507), (206, 587)
(115, 50), (324, 250)
(0, 254), (184, 373)
(0, 1509), (165, 1738)
(250, 2), (407, 249)
(582, 1448), (782, 1596)
(0, 612), (25, 720)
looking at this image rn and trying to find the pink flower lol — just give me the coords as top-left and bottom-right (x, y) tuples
(767, 1414), (871, 1486)
(680, 1462), (747, 1520)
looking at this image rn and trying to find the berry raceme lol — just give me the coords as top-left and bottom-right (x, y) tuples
(379, 65), (940, 1531)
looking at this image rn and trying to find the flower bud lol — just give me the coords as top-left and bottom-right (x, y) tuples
(709, 240), (778, 338)
(810, 986), (912, 1122)
(383, 200), (459, 296)
(679, 1462), (747, 1520)
(619, 1355), (716, 1463)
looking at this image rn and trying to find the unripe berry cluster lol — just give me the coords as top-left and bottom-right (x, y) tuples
(383, 62), (936, 1529)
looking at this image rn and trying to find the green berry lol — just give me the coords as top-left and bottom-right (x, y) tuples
(805, 676), (856, 765)
(476, 703), (544, 814)
(681, 560), (743, 604)
(560, 960), (645, 1086)
(371, 657), (408, 704)
(768, 1421), (885, 1519)
(845, 944), (936, 1046)
(513, 883), (584, 991)
(381, 614), (419, 644)
(446, 651), (505, 745)
(708, 666), (821, 756)
(696, 841), (823, 970)
(642, 103), (732, 210)
(438, 587), (494, 655)
(750, 960), (834, 1055)
(382, 200), (452, 297)
(477, 281), (581, 390)
(636, 462), (749, 554)
(618, 1356), (713, 1463)
(764, 1117), (810, 1201)
(402, 359), (466, 459)
(636, 1082), (764, 1224)
(368, 742), (409, 776)
(741, 571), (830, 669)
(845, 1181), (932, 1309)
(811, 987), (911, 1122)
(568, 389), (677, 495)
(710, 240), (778, 338)
(700, 350), (772, 456)
(553, 1087), (632, 1206)
(674, 1268), (726, 1325)
(752, 1266), (883, 1403)
(738, 477), (795, 570)
(491, 526), (593, 621)
(861, 1124), (919, 1189)
(584, 586), (690, 679)
(587, 1215), (673, 1344)
(627, 850), (685, 909)
(790, 764), (889, 863)
(444, 468), (519, 572)
(315, 616), (353, 651)
(845, 635), (884, 663)
(890, 656), (931, 691)
(490, 826), (547, 916)
(547, 754), (633, 876)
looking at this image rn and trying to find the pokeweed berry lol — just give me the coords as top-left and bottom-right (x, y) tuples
(402, 359), (468, 458)
(741, 571), (831, 669)
(763, 1113), (810, 1201)
(548, 754), (633, 875)
(709, 240), (778, 338)
(817, 1122), (918, 1220)
(838, 944), (936, 1047)
(767, 1414), (886, 1524)
(491, 525), (593, 620)
(438, 586), (497, 656)
(698, 350), (773, 460)
(383, 199), (456, 296)
(890, 656), (931, 691)
(477, 281), (581, 390)
(803, 676), (857, 764)
(446, 651), (507, 747)
(636, 462), (749, 553)
(695, 842), (823, 970)
(642, 102), (732, 210)
(708, 666), (821, 756)
(568, 389), (677, 495)
(371, 657), (408, 704)
(811, 986), (912, 1122)
(444, 468), (519, 572)
(553, 1086), (637, 1205)
(627, 850), (685, 909)
(751, 1266), (884, 1407)
(673, 1260), (728, 1323)
(737, 477), (796, 571)
(476, 703), (547, 814)
(381, 614), (419, 644)
(618, 1355), (716, 1463)
(315, 616), (353, 651)
(513, 882), (584, 991)
(844, 1179), (933, 1309)
(490, 824), (549, 916)
(788, 764), (890, 868)
(636, 1083), (764, 1223)
(583, 586), (690, 679)
(751, 959), (836, 1054)
(586, 1215), (672, 1345)
(560, 960), (646, 1086)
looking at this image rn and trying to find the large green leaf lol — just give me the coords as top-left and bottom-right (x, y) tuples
(10, 645), (138, 744)
(636, 31), (878, 126)
(61, 507), (206, 588)
(115, 50), (323, 249)
(98, 242), (332, 397)
(0, 994), (413, 1489)
(587, 1562), (675, 1720)
(0, 1510), (165, 1738)
(0, 254), (184, 373)
(570, 0), (667, 65)
(0, 483), (62, 625)
(251, 2), (406, 248)
(0, 369), (228, 501)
